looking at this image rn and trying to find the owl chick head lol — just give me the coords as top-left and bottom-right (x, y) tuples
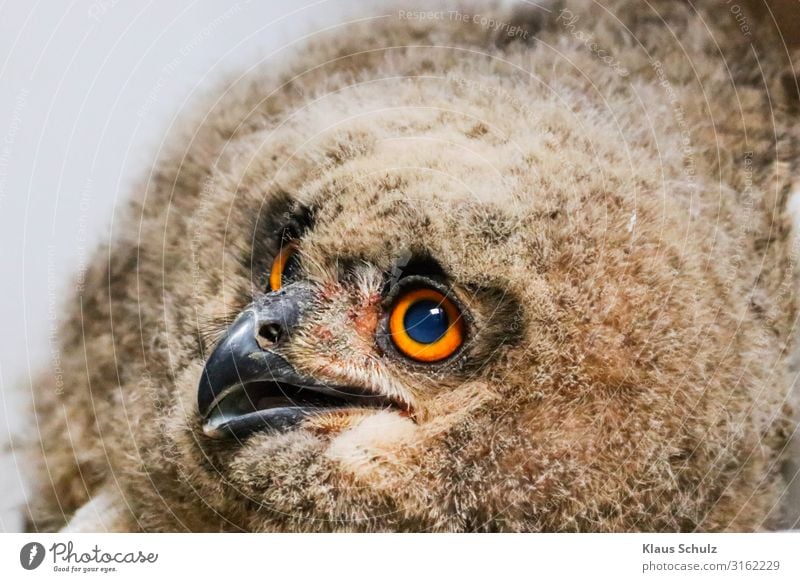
(30, 1), (796, 533)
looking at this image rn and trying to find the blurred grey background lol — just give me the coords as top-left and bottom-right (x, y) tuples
(0, 0), (364, 532)
(0, 0), (797, 532)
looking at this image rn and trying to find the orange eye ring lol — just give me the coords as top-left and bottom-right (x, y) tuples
(269, 243), (297, 291)
(388, 287), (465, 363)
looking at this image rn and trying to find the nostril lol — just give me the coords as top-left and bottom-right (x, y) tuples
(257, 323), (282, 347)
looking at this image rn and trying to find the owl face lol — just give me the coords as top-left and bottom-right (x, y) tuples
(181, 143), (539, 524)
(198, 185), (523, 442)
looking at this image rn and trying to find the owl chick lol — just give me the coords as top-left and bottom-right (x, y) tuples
(25, 0), (800, 532)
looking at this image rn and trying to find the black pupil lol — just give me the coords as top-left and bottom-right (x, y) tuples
(403, 299), (450, 344)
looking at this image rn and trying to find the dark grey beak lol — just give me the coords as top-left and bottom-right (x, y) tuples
(197, 284), (313, 417)
(197, 310), (267, 416)
(196, 285), (321, 438)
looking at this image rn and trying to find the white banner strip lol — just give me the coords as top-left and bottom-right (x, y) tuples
(1, 533), (799, 581)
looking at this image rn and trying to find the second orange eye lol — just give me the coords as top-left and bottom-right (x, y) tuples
(389, 287), (465, 363)
(269, 244), (299, 291)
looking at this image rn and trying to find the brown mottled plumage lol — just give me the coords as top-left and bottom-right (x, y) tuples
(25, 0), (800, 532)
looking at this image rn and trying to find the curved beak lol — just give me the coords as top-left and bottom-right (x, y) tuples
(198, 284), (313, 419)
(196, 309), (326, 438)
(197, 310), (265, 417)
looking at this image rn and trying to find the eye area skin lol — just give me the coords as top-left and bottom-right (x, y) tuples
(266, 247), (467, 362)
(388, 287), (465, 363)
(269, 243), (300, 292)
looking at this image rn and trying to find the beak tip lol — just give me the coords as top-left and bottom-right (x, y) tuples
(197, 311), (263, 414)
(201, 422), (223, 439)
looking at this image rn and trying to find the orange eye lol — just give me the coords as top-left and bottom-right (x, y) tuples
(269, 244), (299, 291)
(389, 287), (465, 362)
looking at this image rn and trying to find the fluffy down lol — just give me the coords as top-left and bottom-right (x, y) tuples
(25, 0), (799, 532)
